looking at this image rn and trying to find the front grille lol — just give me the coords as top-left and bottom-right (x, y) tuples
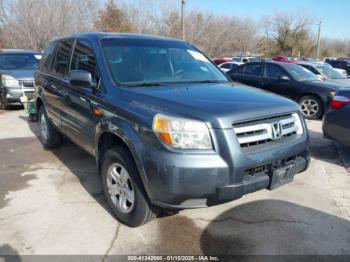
(233, 113), (302, 149)
(18, 80), (34, 88)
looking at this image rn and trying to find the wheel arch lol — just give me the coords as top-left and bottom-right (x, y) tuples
(95, 120), (150, 186)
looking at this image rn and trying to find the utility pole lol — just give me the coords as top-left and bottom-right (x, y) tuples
(181, 0), (186, 41)
(316, 20), (322, 60)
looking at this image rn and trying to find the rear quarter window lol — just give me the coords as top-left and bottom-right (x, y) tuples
(39, 41), (57, 72)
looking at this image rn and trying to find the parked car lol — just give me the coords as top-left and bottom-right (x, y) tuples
(232, 56), (259, 63)
(35, 33), (309, 227)
(323, 89), (350, 147)
(326, 60), (350, 76)
(227, 62), (349, 119)
(273, 55), (301, 64)
(212, 57), (232, 65)
(218, 62), (241, 73)
(0, 49), (41, 109)
(299, 62), (350, 86)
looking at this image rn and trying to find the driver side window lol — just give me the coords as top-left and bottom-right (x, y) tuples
(265, 64), (285, 79)
(71, 40), (100, 87)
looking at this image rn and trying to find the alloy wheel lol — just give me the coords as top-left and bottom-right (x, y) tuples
(300, 99), (319, 117)
(40, 113), (49, 141)
(107, 163), (135, 214)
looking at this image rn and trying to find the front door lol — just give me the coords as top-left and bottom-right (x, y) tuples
(62, 39), (101, 154)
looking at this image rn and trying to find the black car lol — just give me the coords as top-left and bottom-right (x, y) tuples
(227, 62), (349, 119)
(323, 89), (350, 147)
(326, 60), (350, 76)
(0, 49), (41, 109)
(35, 33), (309, 227)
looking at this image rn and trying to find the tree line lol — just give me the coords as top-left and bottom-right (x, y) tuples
(0, 0), (349, 59)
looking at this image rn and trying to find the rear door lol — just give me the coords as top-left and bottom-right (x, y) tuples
(44, 40), (74, 128)
(36, 41), (61, 127)
(62, 39), (100, 154)
(240, 62), (263, 87)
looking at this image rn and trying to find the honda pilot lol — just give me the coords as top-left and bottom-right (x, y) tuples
(34, 33), (310, 227)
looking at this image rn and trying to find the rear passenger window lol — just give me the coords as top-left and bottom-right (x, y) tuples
(71, 40), (98, 82)
(244, 63), (262, 76)
(265, 64), (285, 79)
(52, 40), (73, 77)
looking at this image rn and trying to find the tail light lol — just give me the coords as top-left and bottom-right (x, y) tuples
(330, 96), (350, 109)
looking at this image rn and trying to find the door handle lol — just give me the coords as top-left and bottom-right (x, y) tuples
(79, 97), (87, 102)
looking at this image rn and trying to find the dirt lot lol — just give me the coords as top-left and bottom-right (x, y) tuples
(0, 108), (350, 257)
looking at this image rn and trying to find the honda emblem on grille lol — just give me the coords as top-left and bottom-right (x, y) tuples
(271, 122), (282, 140)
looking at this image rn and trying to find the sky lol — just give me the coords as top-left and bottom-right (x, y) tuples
(185, 0), (349, 39)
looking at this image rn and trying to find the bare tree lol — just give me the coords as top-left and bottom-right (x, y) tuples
(271, 12), (314, 56)
(1, 0), (97, 50)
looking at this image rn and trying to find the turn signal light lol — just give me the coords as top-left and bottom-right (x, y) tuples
(330, 96), (350, 109)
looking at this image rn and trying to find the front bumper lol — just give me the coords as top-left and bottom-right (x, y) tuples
(1, 87), (34, 104)
(143, 129), (310, 209)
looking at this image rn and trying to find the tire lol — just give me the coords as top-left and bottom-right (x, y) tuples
(299, 95), (323, 120)
(101, 146), (161, 227)
(38, 106), (63, 148)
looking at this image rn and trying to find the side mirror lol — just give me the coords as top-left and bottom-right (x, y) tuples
(280, 75), (290, 82)
(69, 70), (92, 87)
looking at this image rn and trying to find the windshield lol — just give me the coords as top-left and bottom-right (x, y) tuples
(286, 64), (320, 81)
(0, 53), (41, 70)
(102, 38), (228, 85)
(316, 65), (345, 79)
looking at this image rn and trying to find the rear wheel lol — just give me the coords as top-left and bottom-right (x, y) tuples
(101, 146), (161, 227)
(299, 95), (323, 120)
(38, 106), (63, 148)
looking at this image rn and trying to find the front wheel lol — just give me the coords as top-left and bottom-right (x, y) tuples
(38, 106), (63, 148)
(101, 146), (161, 227)
(299, 95), (323, 120)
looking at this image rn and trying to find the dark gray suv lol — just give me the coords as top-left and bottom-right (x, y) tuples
(35, 33), (310, 227)
(0, 49), (41, 109)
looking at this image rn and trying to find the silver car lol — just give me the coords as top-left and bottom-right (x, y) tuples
(299, 62), (350, 86)
(0, 49), (41, 109)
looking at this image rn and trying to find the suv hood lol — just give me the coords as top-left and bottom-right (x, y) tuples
(121, 83), (300, 129)
(0, 69), (36, 80)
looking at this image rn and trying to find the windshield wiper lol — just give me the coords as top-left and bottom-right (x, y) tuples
(125, 82), (164, 87)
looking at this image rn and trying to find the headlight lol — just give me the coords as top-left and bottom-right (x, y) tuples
(292, 112), (304, 135)
(153, 114), (213, 149)
(1, 75), (19, 87)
